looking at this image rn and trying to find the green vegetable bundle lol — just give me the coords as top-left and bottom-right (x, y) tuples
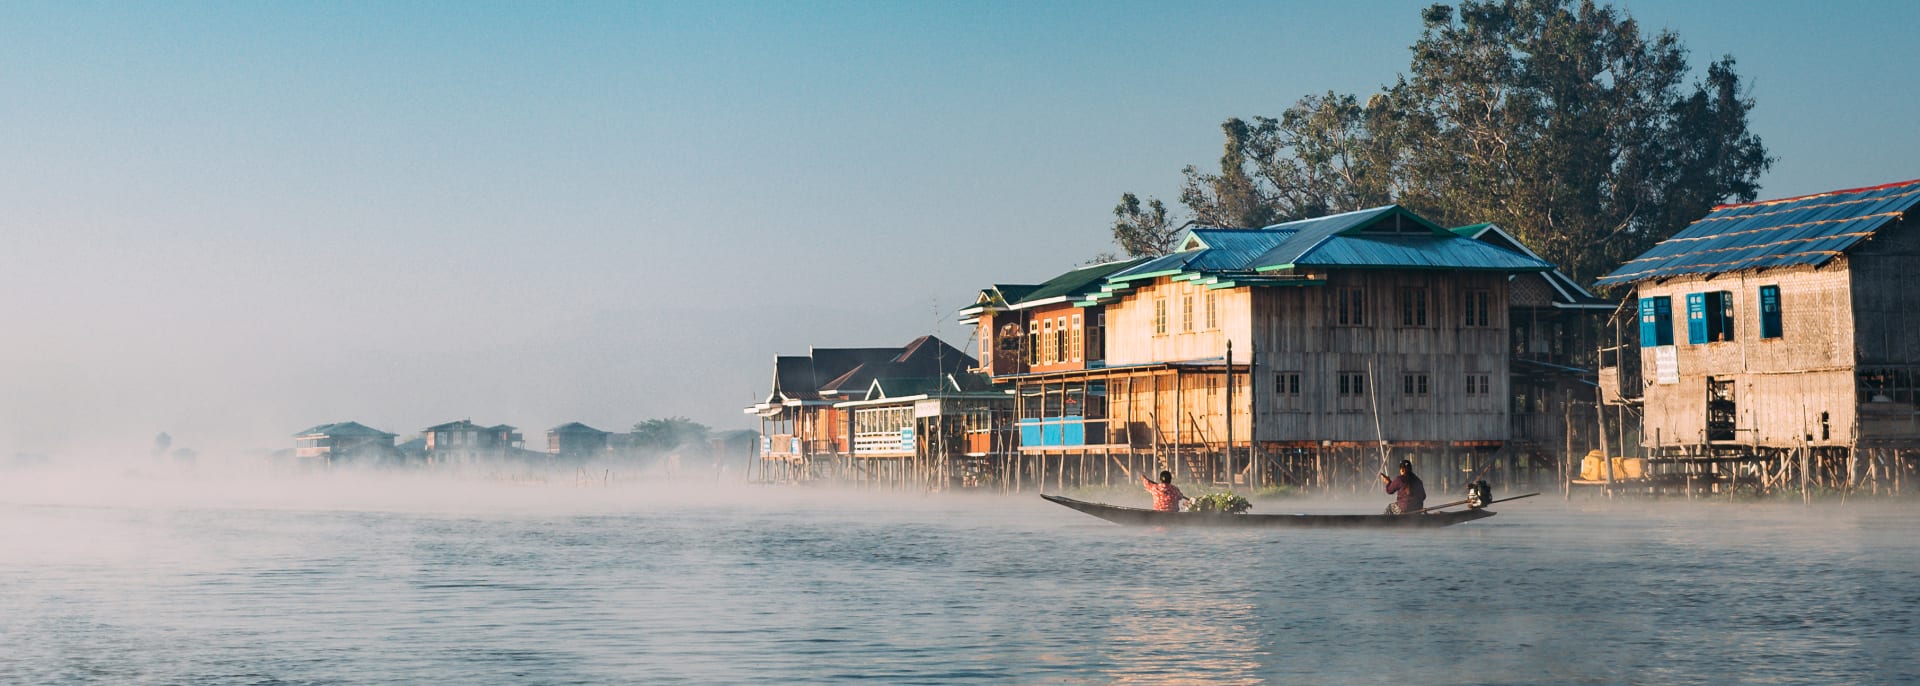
(1187, 492), (1251, 514)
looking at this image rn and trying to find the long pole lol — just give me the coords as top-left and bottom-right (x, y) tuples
(1225, 340), (1235, 486)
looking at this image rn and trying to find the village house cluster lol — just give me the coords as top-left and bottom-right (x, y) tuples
(749, 181), (1920, 498)
(286, 419), (702, 468)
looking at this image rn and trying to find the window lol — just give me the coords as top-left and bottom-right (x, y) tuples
(1041, 319), (1055, 364)
(1181, 295), (1194, 332)
(1028, 322), (1041, 365)
(1463, 289), (1492, 327)
(1686, 291), (1734, 344)
(1400, 287), (1428, 326)
(1638, 296), (1673, 346)
(1051, 316), (1065, 362)
(1274, 373), (1301, 396)
(1070, 314), (1083, 362)
(1465, 374), (1490, 395)
(1402, 373), (1429, 396)
(1759, 285), (1782, 339)
(1338, 372), (1367, 396)
(1153, 299), (1167, 335)
(1336, 288), (1366, 326)
(1206, 291), (1218, 329)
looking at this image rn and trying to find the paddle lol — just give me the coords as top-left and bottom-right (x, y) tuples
(1407, 492), (1540, 515)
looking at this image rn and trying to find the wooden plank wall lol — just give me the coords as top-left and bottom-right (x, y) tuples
(1249, 270), (1510, 443)
(1101, 271), (1512, 445)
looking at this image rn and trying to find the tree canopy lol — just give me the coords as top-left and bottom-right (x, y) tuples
(630, 417), (711, 452)
(1111, 0), (1772, 284)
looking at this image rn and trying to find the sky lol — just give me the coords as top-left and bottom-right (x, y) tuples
(2, 0), (1915, 457)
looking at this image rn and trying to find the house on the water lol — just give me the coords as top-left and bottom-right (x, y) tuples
(829, 373), (1011, 490)
(292, 421), (401, 466)
(547, 422), (611, 461)
(1593, 178), (1920, 494)
(422, 419), (525, 464)
(745, 335), (989, 484)
(968, 205), (1556, 493)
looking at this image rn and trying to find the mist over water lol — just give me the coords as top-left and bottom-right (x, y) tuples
(3, 465), (1916, 684)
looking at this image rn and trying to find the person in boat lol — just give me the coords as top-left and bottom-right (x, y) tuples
(1379, 459), (1426, 515)
(1140, 470), (1188, 512)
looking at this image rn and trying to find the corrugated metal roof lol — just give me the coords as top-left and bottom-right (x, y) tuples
(1291, 233), (1556, 271)
(1011, 257), (1149, 304)
(1105, 205), (1551, 284)
(1596, 178), (1920, 286)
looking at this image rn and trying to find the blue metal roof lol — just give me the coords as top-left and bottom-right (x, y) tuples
(1292, 233), (1556, 271)
(1089, 206), (1551, 301)
(1596, 178), (1920, 286)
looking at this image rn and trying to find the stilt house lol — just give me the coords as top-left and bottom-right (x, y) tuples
(547, 422), (611, 461)
(969, 205), (1555, 492)
(293, 421), (401, 466)
(745, 336), (983, 482)
(1593, 178), (1920, 493)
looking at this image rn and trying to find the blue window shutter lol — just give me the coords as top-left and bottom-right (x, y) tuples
(1685, 293), (1707, 345)
(1639, 298), (1658, 346)
(1759, 286), (1782, 339)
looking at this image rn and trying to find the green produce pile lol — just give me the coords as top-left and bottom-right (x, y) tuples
(1187, 492), (1252, 514)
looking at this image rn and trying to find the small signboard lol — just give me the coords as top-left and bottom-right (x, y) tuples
(914, 399), (942, 418)
(789, 437), (801, 455)
(759, 436), (770, 456)
(899, 426), (915, 451)
(1654, 345), (1679, 385)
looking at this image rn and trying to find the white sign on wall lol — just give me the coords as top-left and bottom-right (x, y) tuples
(1654, 346), (1679, 385)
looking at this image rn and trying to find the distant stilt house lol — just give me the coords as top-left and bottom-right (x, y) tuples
(830, 374), (1011, 490)
(1593, 178), (1920, 495)
(422, 419), (523, 465)
(547, 422), (611, 461)
(744, 336), (988, 484)
(1452, 224), (1616, 470)
(969, 206), (1556, 494)
(292, 421), (401, 466)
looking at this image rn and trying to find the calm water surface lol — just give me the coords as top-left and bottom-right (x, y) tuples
(2, 478), (1915, 684)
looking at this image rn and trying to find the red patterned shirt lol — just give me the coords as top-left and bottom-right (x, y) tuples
(1141, 476), (1185, 512)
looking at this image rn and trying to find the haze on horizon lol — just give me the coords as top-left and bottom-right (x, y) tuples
(3, 1), (1916, 458)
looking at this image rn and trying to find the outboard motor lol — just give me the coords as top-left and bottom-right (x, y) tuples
(1466, 479), (1494, 509)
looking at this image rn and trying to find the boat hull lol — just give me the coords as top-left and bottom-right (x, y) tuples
(1041, 494), (1497, 528)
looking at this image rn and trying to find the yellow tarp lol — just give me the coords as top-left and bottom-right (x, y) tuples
(1579, 450), (1643, 480)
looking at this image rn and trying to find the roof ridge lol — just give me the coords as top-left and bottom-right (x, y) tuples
(1713, 177), (1920, 210)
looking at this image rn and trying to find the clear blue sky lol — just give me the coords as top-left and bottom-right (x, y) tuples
(2, 1), (1914, 456)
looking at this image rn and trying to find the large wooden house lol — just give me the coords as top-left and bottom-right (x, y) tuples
(745, 336), (982, 483)
(293, 421), (401, 466)
(422, 419), (524, 465)
(546, 422), (611, 461)
(1594, 178), (1920, 493)
(968, 205), (1556, 493)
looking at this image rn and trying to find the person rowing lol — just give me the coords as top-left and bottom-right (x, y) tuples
(1140, 470), (1189, 512)
(1379, 459), (1426, 515)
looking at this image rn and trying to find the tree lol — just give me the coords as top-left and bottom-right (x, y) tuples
(1109, 192), (1184, 257)
(1111, 0), (1771, 283)
(630, 417), (711, 452)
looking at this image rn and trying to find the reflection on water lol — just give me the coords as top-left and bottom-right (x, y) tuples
(1, 475), (1917, 684)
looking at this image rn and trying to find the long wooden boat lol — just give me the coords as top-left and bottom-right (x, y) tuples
(1041, 494), (1499, 528)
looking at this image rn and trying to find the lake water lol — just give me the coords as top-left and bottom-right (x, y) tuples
(2, 472), (1916, 684)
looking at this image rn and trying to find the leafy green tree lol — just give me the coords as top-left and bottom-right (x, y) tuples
(1109, 192), (1184, 257)
(630, 417), (711, 452)
(1113, 0), (1771, 283)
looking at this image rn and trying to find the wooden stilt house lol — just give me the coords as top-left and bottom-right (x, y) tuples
(744, 336), (987, 484)
(968, 206), (1556, 494)
(1593, 178), (1920, 495)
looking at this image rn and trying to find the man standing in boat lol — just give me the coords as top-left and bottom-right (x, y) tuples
(1140, 470), (1188, 512)
(1379, 459), (1426, 515)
